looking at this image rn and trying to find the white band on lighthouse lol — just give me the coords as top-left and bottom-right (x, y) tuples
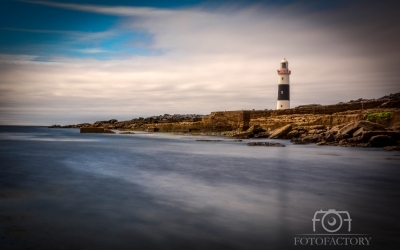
(277, 58), (291, 110)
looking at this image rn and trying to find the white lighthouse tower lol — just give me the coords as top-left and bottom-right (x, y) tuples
(277, 58), (291, 110)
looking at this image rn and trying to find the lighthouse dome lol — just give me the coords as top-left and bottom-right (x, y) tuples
(280, 58), (288, 69)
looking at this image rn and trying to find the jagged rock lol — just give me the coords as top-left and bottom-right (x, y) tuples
(361, 131), (400, 141)
(253, 132), (270, 138)
(269, 124), (292, 139)
(368, 135), (397, 147)
(352, 127), (366, 138)
(324, 132), (335, 142)
(247, 142), (285, 147)
(390, 122), (400, 131)
(338, 120), (385, 136)
(247, 125), (266, 134)
(383, 146), (400, 151)
(334, 133), (349, 141)
(309, 125), (326, 130)
(347, 136), (362, 143)
(286, 130), (299, 139)
(316, 141), (327, 146)
(308, 129), (326, 134)
(338, 139), (348, 146)
(302, 135), (322, 143)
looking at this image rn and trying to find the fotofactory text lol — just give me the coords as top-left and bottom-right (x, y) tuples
(294, 209), (372, 246)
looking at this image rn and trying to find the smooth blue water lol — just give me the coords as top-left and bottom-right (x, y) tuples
(0, 126), (399, 249)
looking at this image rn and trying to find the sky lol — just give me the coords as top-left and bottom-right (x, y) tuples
(0, 0), (399, 125)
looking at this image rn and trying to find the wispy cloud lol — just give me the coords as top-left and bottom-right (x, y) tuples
(1, 1), (399, 125)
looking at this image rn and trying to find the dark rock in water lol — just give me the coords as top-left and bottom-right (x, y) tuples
(48, 124), (61, 128)
(269, 124), (292, 139)
(119, 132), (135, 134)
(80, 127), (115, 134)
(247, 142), (285, 147)
(103, 129), (115, 134)
(383, 146), (400, 151)
(253, 132), (270, 138)
(367, 135), (397, 147)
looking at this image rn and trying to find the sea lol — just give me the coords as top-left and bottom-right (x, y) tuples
(0, 126), (399, 250)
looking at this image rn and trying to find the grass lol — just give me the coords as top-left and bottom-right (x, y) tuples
(365, 112), (393, 123)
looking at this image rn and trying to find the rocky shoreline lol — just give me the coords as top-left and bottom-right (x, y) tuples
(49, 93), (400, 150)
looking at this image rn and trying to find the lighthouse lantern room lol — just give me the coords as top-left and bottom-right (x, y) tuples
(277, 58), (291, 110)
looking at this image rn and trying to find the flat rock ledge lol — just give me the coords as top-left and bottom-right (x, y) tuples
(247, 142), (285, 147)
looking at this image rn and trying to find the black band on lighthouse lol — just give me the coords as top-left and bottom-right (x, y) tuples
(277, 84), (290, 100)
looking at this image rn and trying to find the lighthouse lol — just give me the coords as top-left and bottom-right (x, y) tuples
(277, 58), (291, 110)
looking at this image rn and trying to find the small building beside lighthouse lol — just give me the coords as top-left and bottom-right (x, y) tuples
(277, 58), (291, 110)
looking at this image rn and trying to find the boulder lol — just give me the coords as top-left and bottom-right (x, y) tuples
(390, 122), (400, 131)
(367, 135), (397, 147)
(324, 132), (335, 142)
(347, 136), (362, 143)
(308, 129), (326, 134)
(302, 135), (322, 143)
(334, 133), (349, 141)
(269, 124), (292, 139)
(286, 130), (299, 139)
(338, 120), (385, 136)
(329, 124), (344, 134)
(352, 127), (366, 138)
(253, 132), (270, 138)
(361, 131), (400, 141)
(247, 125), (266, 134)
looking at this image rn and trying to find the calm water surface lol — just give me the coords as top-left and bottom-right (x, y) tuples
(0, 126), (399, 249)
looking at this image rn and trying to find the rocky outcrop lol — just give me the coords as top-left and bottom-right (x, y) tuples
(53, 93), (400, 150)
(269, 124), (292, 139)
(367, 135), (397, 147)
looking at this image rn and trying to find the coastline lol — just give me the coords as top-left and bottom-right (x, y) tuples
(48, 93), (400, 150)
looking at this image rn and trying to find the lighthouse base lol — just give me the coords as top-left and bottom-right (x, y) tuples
(277, 100), (290, 110)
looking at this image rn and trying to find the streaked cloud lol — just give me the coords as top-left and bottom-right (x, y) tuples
(0, 1), (399, 125)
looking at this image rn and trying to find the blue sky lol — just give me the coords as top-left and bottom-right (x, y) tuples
(0, 0), (399, 125)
